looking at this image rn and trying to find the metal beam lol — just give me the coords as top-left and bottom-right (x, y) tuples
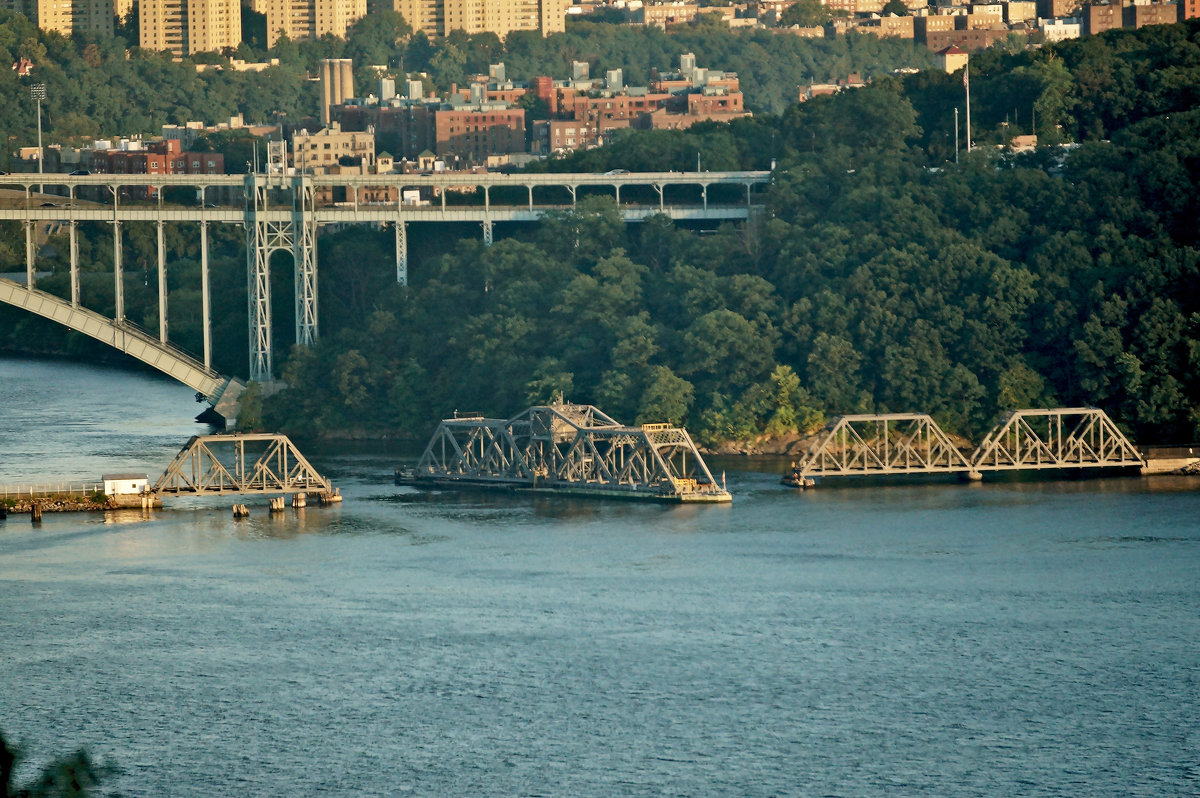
(157, 219), (167, 343)
(113, 219), (123, 323)
(24, 221), (34, 288)
(394, 219), (407, 286)
(69, 221), (79, 306)
(200, 220), (211, 370)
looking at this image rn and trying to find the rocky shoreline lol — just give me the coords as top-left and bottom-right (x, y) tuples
(3, 497), (117, 514)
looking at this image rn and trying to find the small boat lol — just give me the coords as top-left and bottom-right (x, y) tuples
(781, 462), (814, 488)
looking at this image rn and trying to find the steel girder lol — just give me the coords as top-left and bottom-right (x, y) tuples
(152, 433), (330, 496)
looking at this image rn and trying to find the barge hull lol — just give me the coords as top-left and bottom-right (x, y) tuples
(395, 474), (731, 503)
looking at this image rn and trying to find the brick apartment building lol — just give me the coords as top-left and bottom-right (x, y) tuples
(90, 139), (223, 199)
(331, 53), (749, 164)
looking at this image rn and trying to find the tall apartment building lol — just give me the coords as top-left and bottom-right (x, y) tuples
(0, 0), (115, 36)
(140, 0), (241, 56)
(251, 0), (366, 47)
(1038, 0), (1083, 16)
(1084, 1), (1121, 33)
(1126, 1), (1178, 26)
(389, 0), (568, 36)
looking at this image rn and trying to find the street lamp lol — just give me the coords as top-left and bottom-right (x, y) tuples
(30, 83), (45, 187)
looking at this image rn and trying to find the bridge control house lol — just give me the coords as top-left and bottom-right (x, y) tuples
(101, 473), (150, 506)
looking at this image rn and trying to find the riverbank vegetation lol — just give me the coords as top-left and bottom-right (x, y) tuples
(257, 21), (1200, 445)
(1, 727), (98, 797)
(1, 21), (1198, 445)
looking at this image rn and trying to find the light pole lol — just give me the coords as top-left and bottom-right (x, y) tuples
(30, 83), (45, 190)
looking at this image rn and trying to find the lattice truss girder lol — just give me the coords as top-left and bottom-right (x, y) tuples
(804, 414), (973, 476)
(293, 179), (318, 347)
(971, 408), (1142, 470)
(415, 404), (719, 490)
(152, 434), (330, 495)
(798, 408), (1142, 478)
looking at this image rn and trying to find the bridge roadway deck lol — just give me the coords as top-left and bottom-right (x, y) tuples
(0, 204), (751, 224)
(0, 170), (769, 189)
(0, 170), (769, 224)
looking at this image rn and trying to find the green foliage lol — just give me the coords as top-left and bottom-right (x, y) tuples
(778, 0), (832, 28)
(1, 728), (99, 797)
(3, 18), (1200, 446)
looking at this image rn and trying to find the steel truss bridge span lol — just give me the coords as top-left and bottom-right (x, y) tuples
(0, 170), (769, 391)
(403, 402), (731, 502)
(792, 408), (1143, 484)
(152, 433), (330, 496)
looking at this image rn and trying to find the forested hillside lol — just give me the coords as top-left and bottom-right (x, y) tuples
(2, 20), (1199, 445)
(257, 21), (1200, 444)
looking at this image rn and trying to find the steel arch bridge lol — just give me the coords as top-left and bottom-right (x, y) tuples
(0, 170), (769, 421)
(0, 277), (246, 419)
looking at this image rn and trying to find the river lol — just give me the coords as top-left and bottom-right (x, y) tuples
(1, 356), (1198, 796)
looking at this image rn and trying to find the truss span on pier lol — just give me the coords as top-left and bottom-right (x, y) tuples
(787, 408), (1142, 486)
(152, 433), (330, 496)
(398, 402), (731, 503)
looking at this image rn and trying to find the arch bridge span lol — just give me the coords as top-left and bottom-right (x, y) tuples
(0, 278), (244, 420)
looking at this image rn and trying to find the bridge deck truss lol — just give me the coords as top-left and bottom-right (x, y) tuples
(408, 403), (730, 502)
(800, 414), (974, 478)
(794, 408), (1142, 483)
(152, 433), (330, 496)
(970, 408), (1143, 471)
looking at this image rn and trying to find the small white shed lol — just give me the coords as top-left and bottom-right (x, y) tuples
(102, 473), (149, 496)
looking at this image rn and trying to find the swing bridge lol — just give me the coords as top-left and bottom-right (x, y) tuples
(0, 170), (769, 423)
(397, 402), (732, 503)
(788, 408), (1144, 486)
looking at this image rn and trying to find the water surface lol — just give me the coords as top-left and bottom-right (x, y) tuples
(1, 357), (1198, 796)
